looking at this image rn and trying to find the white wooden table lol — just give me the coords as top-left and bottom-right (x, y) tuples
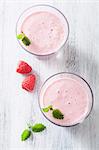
(0, 0), (99, 150)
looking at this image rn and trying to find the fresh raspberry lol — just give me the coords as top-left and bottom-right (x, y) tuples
(16, 61), (32, 74)
(22, 74), (36, 92)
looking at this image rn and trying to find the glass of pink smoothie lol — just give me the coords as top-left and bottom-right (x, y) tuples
(39, 72), (93, 127)
(16, 5), (69, 56)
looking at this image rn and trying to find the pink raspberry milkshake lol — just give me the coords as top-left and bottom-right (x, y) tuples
(17, 5), (69, 56)
(39, 73), (93, 126)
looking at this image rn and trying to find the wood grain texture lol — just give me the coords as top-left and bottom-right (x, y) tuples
(0, 0), (99, 150)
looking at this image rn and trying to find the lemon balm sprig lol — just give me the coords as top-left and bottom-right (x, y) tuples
(42, 105), (64, 119)
(21, 123), (46, 141)
(17, 32), (31, 46)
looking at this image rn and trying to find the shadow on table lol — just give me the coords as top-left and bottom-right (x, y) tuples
(37, 42), (99, 83)
(36, 43), (80, 77)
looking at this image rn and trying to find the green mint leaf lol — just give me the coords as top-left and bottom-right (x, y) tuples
(22, 36), (31, 46)
(52, 109), (64, 119)
(17, 32), (31, 46)
(21, 129), (31, 141)
(42, 105), (53, 112)
(17, 33), (25, 39)
(31, 123), (46, 132)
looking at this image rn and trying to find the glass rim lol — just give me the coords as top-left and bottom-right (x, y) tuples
(38, 72), (94, 127)
(16, 4), (70, 57)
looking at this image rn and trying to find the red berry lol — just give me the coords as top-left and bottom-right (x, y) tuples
(16, 61), (32, 74)
(22, 74), (36, 92)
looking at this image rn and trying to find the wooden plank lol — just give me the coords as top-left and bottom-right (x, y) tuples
(0, 0), (98, 150)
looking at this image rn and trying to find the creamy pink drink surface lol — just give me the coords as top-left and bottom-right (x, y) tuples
(40, 73), (93, 126)
(18, 8), (69, 55)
